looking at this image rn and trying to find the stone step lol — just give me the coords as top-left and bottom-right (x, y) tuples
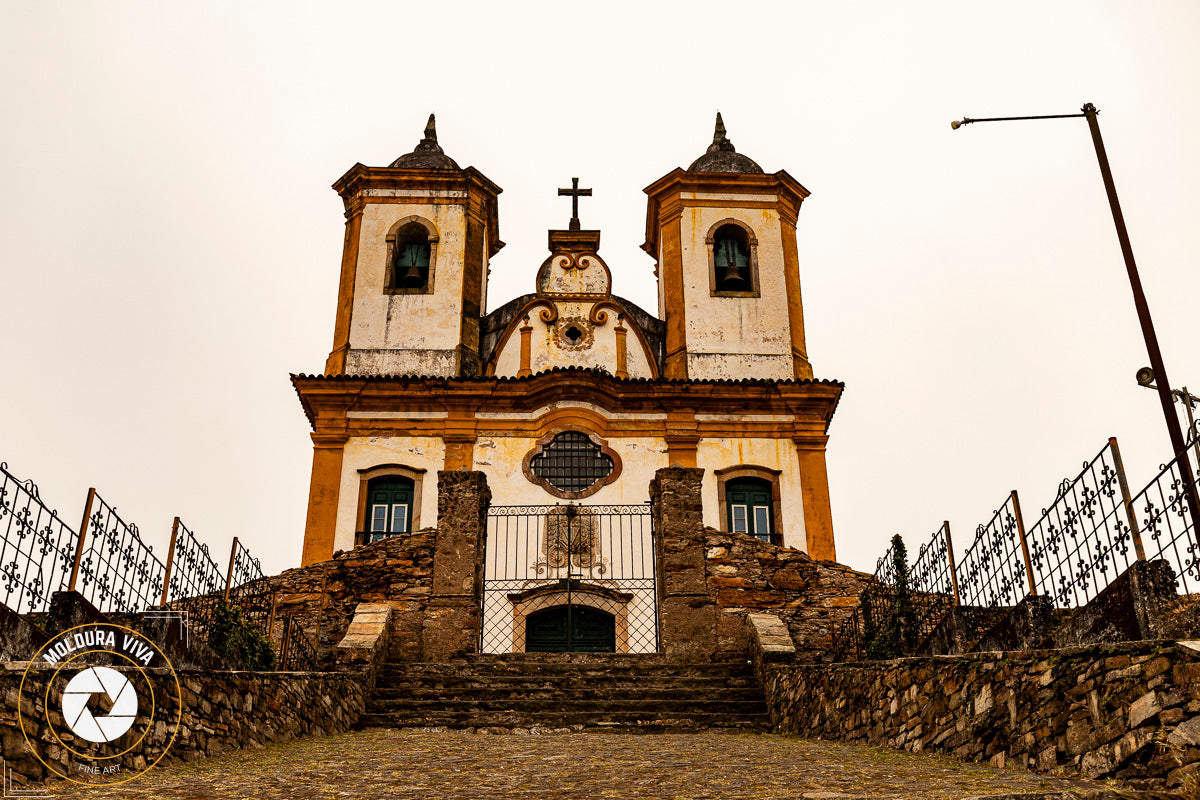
(362, 658), (771, 733)
(376, 665), (755, 680)
(369, 681), (763, 700)
(372, 676), (759, 691)
(356, 710), (771, 731)
(366, 698), (768, 714)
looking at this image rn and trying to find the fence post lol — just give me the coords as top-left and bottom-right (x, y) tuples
(315, 561), (328, 649)
(160, 517), (181, 607)
(1109, 436), (1146, 561)
(1011, 490), (1038, 596)
(224, 536), (238, 601)
(278, 616), (289, 671)
(68, 488), (96, 592)
(943, 520), (961, 605)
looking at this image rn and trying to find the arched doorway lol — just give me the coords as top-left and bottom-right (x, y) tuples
(525, 605), (616, 652)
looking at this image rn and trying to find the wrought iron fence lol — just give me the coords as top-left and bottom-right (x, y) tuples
(74, 490), (167, 614)
(829, 609), (861, 662)
(161, 517), (225, 635)
(481, 503), (658, 654)
(955, 491), (1032, 611)
(276, 615), (319, 671)
(0, 462), (79, 613)
(224, 536), (275, 642)
(1134, 446), (1200, 595)
(908, 521), (959, 646)
(1024, 439), (1143, 608)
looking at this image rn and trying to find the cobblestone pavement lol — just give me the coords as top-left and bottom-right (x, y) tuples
(46, 729), (1134, 800)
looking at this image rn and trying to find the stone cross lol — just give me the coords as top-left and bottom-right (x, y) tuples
(557, 177), (592, 231)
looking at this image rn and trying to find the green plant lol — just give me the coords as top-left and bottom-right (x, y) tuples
(207, 601), (276, 671)
(861, 534), (918, 660)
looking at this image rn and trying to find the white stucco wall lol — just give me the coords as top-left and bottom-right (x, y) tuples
(347, 199), (470, 372)
(473, 431), (668, 507)
(696, 436), (808, 552)
(334, 435), (446, 553)
(491, 301), (653, 378)
(678, 200), (794, 381)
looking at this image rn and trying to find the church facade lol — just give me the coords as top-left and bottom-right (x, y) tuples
(294, 115), (843, 612)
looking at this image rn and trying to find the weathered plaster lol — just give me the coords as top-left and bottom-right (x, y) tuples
(492, 302), (653, 378)
(347, 202), (470, 373)
(697, 437), (808, 552)
(678, 204), (795, 380)
(334, 436), (446, 552)
(473, 434), (668, 506)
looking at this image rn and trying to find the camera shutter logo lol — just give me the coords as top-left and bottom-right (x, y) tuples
(61, 666), (139, 743)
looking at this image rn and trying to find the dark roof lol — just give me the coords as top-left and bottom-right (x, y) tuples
(388, 113), (460, 170)
(292, 364), (843, 388)
(687, 112), (764, 174)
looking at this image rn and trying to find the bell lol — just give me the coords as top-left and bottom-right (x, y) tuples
(399, 262), (424, 287)
(720, 262), (748, 289)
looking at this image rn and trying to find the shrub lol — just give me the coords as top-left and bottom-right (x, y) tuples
(207, 601), (275, 671)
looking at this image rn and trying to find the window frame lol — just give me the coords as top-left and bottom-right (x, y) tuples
(715, 465), (783, 546)
(355, 464), (426, 547)
(706, 218), (761, 298)
(383, 215), (439, 296)
(521, 428), (623, 500)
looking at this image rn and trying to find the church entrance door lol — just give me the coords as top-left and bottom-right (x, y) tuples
(480, 503), (658, 654)
(525, 605), (617, 652)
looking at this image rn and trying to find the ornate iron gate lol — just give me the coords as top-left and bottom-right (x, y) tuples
(480, 503), (658, 654)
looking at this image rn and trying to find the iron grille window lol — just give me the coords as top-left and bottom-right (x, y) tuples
(529, 432), (614, 493)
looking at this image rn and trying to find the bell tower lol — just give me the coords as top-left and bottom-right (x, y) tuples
(324, 114), (503, 377)
(642, 113), (812, 381)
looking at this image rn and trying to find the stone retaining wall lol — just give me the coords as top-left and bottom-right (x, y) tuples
(760, 639), (1200, 792)
(705, 528), (873, 661)
(1, 662), (365, 787)
(270, 530), (436, 661)
(651, 466), (873, 662)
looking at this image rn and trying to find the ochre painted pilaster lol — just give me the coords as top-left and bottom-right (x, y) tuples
(660, 211), (688, 380)
(457, 200), (487, 377)
(443, 438), (475, 471)
(324, 209), (363, 376)
(794, 435), (835, 561)
(665, 412), (699, 467)
(780, 215), (813, 380)
(517, 316), (533, 378)
(442, 407), (477, 470)
(614, 316), (629, 379)
(300, 433), (348, 567)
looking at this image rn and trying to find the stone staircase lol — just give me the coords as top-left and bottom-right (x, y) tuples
(357, 654), (771, 733)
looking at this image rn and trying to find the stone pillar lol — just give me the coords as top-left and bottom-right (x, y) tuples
(651, 466), (717, 662)
(421, 470), (490, 661)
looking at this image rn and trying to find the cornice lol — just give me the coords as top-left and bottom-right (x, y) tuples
(641, 168), (811, 255)
(290, 368), (843, 431)
(331, 163), (504, 256)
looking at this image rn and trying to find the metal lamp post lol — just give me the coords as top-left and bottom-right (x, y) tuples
(951, 102), (1200, 543)
(1137, 367), (1200, 468)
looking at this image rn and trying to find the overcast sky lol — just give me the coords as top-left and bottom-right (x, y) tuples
(2, 1), (1198, 579)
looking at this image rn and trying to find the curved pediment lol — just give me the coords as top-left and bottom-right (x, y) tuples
(536, 251), (612, 298)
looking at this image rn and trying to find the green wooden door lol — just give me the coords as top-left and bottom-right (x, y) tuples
(366, 477), (413, 543)
(526, 606), (616, 652)
(726, 478), (774, 542)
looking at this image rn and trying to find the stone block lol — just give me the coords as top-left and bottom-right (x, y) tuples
(1128, 690), (1162, 728)
(1168, 714), (1200, 748)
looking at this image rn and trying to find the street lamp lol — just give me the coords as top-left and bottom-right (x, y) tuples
(1136, 367), (1200, 465)
(951, 102), (1200, 542)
